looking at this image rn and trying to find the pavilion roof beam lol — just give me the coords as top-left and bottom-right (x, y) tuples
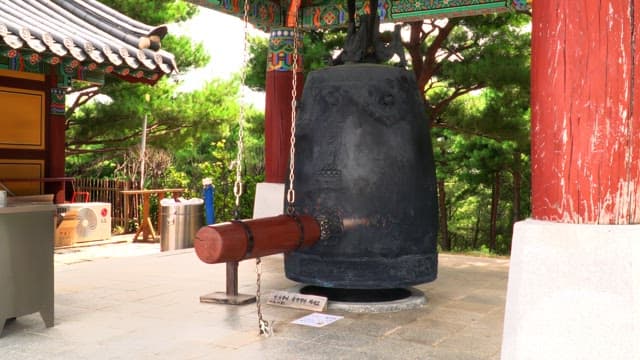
(188, 0), (531, 31)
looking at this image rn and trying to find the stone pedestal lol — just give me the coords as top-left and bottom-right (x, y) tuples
(502, 219), (640, 359)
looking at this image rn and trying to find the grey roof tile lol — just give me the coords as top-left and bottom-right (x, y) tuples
(0, 0), (177, 84)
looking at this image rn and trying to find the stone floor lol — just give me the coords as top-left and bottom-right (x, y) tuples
(1, 237), (510, 359)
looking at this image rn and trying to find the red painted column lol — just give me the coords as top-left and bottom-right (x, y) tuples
(264, 28), (304, 183)
(531, 1), (640, 224)
(46, 72), (67, 203)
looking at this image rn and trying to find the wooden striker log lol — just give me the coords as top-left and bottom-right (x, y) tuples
(194, 214), (321, 264)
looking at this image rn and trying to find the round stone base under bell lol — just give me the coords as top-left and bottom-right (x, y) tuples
(291, 285), (426, 313)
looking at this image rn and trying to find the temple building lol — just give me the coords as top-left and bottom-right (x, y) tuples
(0, 0), (177, 203)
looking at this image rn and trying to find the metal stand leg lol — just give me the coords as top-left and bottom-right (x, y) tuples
(199, 261), (256, 305)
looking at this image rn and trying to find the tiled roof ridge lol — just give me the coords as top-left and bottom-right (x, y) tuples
(0, 0), (178, 84)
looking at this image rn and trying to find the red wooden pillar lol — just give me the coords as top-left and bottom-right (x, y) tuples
(264, 28), (304, 183)
(531, 1), (640, 224)
(46, 72), (66, 204)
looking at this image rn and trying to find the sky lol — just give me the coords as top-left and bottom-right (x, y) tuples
(69, 8), (266, 114)
(166, 6), (400, 109)
(168, 6), (268, 109)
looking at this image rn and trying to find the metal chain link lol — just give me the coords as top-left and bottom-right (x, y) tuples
(233, 0), (252, 215)
(232, 0), (274, 337)
(255, 16), (301, 338)
(230, 0), (271, 337)
(255, 257), (272, 336)
(286, 26), (300, 214)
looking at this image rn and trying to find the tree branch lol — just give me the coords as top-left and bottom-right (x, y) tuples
(65, 123), (191, 148)
(404, 18), (459, 94)
(66, 146), (131, 156)
(430, 83), (485, 122)
(65, 85), (102, 121)
(433, 122), (508, 143)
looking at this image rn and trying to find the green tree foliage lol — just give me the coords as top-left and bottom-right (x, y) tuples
(393, 13), (531, 254)
(67, 74), (264, 220)
(245, 29), (345, 91)
(244, 36), (268, 91)
(407, 13), (531, 125)
(66, 1), (265, 222)
(99, 0), (198, 24)
(435, 127), (531, 254)
(434, 85), (530, 254)
(66, 0), (209, 172)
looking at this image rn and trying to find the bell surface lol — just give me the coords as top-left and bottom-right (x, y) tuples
(285, 64), (439, 289)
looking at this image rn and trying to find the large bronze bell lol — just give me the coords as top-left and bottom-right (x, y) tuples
(285, 64), (439, 289)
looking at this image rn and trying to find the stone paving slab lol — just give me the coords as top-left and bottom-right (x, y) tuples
(2, 240), (509, 359)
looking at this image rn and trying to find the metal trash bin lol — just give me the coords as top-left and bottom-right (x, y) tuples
(160, 199), (203, 251)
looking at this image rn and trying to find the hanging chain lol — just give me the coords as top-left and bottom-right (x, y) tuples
(255, 17), (301, 338)
(230, 0), (271, 337)
(233, 0), (252, 218)
(255, 257), (272, 336)
(286, 24), (300, 215)
(229, 0), (274, 337)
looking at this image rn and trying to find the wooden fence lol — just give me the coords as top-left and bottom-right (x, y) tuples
(73, 178), (141, 232)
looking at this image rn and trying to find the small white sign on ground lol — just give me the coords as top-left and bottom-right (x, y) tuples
(292, 313), (344, 328)
(267, 291), (327, 312)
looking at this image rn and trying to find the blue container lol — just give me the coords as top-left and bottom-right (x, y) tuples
(202, 178), (215, 225)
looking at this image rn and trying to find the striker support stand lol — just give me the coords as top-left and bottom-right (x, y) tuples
(199, 261), (256, 305)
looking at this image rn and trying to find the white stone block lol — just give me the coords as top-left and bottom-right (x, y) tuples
(252, 182), (285, 218)
(502, 219), (640, 360)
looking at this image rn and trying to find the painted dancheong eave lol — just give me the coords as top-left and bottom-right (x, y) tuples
(531, 1), (640, 224)
(189, 0), (531, 31)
